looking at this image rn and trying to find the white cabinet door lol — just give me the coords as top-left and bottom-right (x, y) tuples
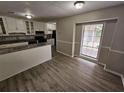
(40, 22), (44, 31)
(30, 21), (35, 34)
(16, 19), (26, 33)
(0, 25), (3, 34)
(6, 17), (26, 34)
(38, 22), (41, 30)
(34, 21), (45, 31)
(34, 22), (39, 31)
(46, 23), (56, 31)
(52, 24), (56, 30)
(38, 22), (43, 31)
(5, 17), (17, 33)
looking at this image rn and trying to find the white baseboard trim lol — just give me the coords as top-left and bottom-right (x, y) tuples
(98, 62), (124, 87)
(56, 50), (73, 57)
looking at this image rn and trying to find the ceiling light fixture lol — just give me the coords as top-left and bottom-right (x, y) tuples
(26, 15), (32, 19)
(74, 1), (85, 9)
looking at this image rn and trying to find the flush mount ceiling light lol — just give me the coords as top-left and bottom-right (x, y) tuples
(26, 15), (32, 19)
(74, 1), (85, 9)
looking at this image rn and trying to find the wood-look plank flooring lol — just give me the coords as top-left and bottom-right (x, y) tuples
(0, 51), (124, 91)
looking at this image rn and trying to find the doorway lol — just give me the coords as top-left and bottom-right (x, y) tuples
(80, 23), (104, 59)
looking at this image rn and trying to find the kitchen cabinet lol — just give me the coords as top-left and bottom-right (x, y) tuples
(25, 21), (34, 34)
(5, 17), (26, 34)
(34, 22), (45, 31)
(46, 23), (56, 31)
(0, 16), (47, 35)
(25, 21), (30, 34)
(0, 17), (6, 35)
(30, 21), (34, 34)
(0, 25), (2, 34)
(5, 17), (17, 33)
(16, 19), (26, 32)
(44, 23), (56, 34)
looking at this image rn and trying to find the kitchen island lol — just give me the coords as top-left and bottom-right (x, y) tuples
(0, 43), (49, 55)
(0, 43), (52, 81)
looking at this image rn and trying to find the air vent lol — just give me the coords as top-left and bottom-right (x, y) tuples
(8, 11), (15, 14)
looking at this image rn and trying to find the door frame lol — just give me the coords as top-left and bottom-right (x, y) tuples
(79, 22), (106, 63)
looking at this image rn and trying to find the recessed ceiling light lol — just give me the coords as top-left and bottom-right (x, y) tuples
(74, 1), (85, 9)
(26, 15), (32, 19)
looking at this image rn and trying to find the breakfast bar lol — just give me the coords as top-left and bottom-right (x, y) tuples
(0, 40), (52, 81)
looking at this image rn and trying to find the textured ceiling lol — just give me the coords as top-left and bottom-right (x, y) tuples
(0, 1), (123, 21)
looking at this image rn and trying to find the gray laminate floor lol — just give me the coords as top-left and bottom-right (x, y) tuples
(0, 49), (124, 92)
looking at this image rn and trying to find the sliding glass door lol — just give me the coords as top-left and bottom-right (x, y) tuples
(80, 23), (103, 59)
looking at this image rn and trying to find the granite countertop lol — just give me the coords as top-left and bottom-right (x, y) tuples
(0, 43), (50, 55)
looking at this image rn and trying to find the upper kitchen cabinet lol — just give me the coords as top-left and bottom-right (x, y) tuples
(24, 20), (35, 35)
(44, 23), (56, 34)
(34, 21), (45, 31)
(5, 17), (17, 33)
(30, 21), (35, 34)
(5, 17), (26, 34)
(2, 16), (47, 35)
(25, 21), (30, 34)
(16, 19), (26, 32)
(46, 23), (56, 31)
(0, 17), (7, 35)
